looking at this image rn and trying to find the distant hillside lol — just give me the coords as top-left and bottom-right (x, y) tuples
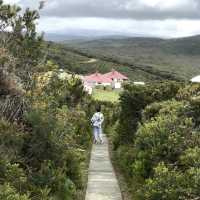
(62, 35), (200, 81)
(162, 35), (200, 55)
(44, 31), (144, 42)
(46, 42), (126, 75)
(47, 42), (171, 82)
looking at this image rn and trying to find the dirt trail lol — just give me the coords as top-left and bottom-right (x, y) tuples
(82, 58), (98, 64)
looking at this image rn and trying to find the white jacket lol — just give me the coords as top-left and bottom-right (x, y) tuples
(91, 112), (104, 128)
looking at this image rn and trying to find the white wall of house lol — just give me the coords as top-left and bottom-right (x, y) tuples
(84, 85), (93, 94)
(114, 82), (122, 89)
(92, 82), (111, 86)
(83, 77), (127, 91)
(111, 78), (123, 89)
(102, 82), (112, 86)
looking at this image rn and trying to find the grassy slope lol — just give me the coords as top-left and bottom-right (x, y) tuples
(92, 89), (120, 102)
(63, 35), (200, 81)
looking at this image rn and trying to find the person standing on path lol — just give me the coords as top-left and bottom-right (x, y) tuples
(91, 105), (104, 144)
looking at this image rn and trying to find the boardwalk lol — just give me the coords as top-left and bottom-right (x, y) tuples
(85, 135), (122, 200)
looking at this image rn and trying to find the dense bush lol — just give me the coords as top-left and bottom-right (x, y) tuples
(176, 83), (200, 100)
(113, 82), (200, 200)
(0, 184), (30, 200)
(25, 73), (92, 199)
(0, 1), (94, 199)
(114, 81), (182, 148)
(0, 72), (93, 199)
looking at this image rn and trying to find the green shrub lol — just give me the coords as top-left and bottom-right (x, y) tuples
(115, 81), (182, 148)
(142, 100), (184, 123)
(0, 1), (93, 199)
(0, 183), (30, 200)
(21, 73), (92, 199)
(134, 113), (193, 179)
(176, 83), (200, 100)
(187, 96), (200, 127)
(0, 119), (24, 160)
(184, 167), (200, 198)
(1, 73), (93, 199)
(30, 160), (76, 200)
(180, 147), (200, 168)
(136, 163), (184, 200)
(116, 84), (152, 147)
(22, 106), (88, 198)
(137, 163), (200, 200)
(116, 145), (136, 177)
(113, 82), (200, 199)
(0, 159), (29, 194)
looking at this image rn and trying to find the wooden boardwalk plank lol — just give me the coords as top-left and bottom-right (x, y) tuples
(85, 135), (122, 200)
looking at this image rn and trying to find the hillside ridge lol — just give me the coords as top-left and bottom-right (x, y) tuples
(57, 35), (200, 81)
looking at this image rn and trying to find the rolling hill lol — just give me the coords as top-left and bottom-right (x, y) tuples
(46, 35), (200, 82)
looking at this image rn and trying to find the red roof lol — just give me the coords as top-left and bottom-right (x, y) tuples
(103, 69), (128, 80)
(84, 72), (112, 83)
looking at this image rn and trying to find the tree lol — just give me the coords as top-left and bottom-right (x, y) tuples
(0, 0), (44, 85)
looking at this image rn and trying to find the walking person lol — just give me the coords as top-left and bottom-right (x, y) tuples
(91, 105), (104, 144)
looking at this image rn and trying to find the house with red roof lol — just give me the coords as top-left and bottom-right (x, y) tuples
(103, 69), (128, 81)
(84, 72), (112, 87)
(82, 70), (128, 93)
(103, 69), (128, 89)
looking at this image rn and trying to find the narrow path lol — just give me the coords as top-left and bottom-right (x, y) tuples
(81, 58), (98, 64)
(85, 134), (122, 200)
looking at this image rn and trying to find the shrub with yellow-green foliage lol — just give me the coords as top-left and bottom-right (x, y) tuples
(0, 183), (30, 200)
(0, 119), (30, 197)
(176, 83), (200, 100)
(0, 72), (93, 200)
(113, 82), (200, 200)
(0, 1), (93, 199)
(113, 81), (182, 149)
(24, 73), (92, 199)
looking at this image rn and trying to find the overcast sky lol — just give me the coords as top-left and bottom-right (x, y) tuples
(4, 0), (200, 38)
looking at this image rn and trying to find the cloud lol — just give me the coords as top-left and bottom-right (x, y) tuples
(3, 0), (200, 37)
(5, 0), (200, 20)
(4, 0), (40, 9)
(37, 17), (200, 38)
(38, 0), (200, 20)
(4, 0), (21, 4)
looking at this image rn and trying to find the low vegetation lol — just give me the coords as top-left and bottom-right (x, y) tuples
(92, 88), (121, 102)
(0, 1), (95, 199)
(111, 81), (200, 200)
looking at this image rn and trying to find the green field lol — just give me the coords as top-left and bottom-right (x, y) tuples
(92, 89), (121, 102)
